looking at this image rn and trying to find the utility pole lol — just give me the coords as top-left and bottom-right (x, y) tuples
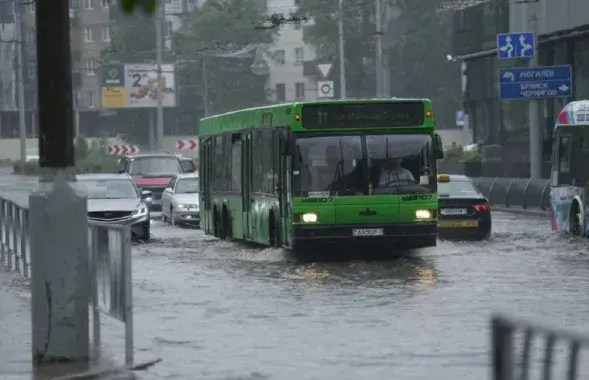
(527, 1), (541, 178)
(14, 0), (26, 167)
(375, 0), (383, 98)
(32, 0), (89, 365)
(202, 56), (209, 117)
(154, 0), (165, 151)
(338, 0), (346, 99)
(381, 4), (390, 98)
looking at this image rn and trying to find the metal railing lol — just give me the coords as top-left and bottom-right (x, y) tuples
(472, 177), (551, 212)
(0, 194), (135, 366)
(492, 315), (589, 380)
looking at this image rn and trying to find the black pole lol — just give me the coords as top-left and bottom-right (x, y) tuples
(35, 0), (75, 168)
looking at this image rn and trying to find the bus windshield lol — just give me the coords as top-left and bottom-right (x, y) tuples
(293, 133), (435, 197)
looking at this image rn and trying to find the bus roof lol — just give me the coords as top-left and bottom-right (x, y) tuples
(199, 98), (433, 136)
(555, 100), (589, 127)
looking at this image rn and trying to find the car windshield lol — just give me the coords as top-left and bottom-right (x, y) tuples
(293, 133), (435, 196)
(76, 179), (138, 199)
(180, 159), (196, 172)
(438, 180), (480, 196)
(129, 157), (182, 175)
(175, 178), (199, 193)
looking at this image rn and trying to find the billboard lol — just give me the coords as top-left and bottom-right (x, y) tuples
(100, 63), (176, 109)
(0, 22), (17, 111)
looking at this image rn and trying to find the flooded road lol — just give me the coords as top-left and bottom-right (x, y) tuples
(1, 170), (588, 379)
(107, 212), (589, 379)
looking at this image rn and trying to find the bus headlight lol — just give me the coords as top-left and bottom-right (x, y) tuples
(415, 209), (432, 220)
(302, 212), (318, 223)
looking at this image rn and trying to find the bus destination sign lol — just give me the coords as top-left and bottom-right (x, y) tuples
(301, 102), (425, 128)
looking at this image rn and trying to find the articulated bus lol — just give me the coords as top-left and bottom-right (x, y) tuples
(198, 99), (445, 253)
(550, 100), (589, 236)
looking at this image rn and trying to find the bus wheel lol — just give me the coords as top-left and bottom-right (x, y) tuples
(570, 201), (583, 236)
(269, 211), (278, 247)
(213, 207), (220, 238)
(220, 206), (230, 240)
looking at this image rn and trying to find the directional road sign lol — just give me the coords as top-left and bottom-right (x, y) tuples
(496, 32), (535, 59)
(498, 65), (572, 100)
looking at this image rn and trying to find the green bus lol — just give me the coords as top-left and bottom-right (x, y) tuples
(198, 99), (444, 253)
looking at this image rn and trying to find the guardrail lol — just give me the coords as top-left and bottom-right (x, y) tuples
(0, 194), (135, 366)
(492, 314), (588, 380)
(472, 177), (551, 212)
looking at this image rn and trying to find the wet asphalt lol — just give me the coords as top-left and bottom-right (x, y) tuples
(2, 169), (589, 379)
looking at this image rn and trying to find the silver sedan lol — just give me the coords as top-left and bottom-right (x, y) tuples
(161, 173), (200, 227)
(75, 173), (153, 240)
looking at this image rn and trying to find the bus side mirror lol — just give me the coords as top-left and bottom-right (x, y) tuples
(434, 133), (444, 159)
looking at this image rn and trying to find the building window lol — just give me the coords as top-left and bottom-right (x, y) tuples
(275, 83), (285, 102)
(84, 0), (93, 9)
(101, 25), (110, 41)
(101, 0), (109, 7)
(84, 27), (93, 42)
(27, 30), (35, 43)
(294, 47), (304, 64)
(28, 66), (36, 79)
(85, 60), (96, 75)
(275, 49), (285, 65)
(86, 91), (95, 108)
(70, 0), (78, 9)
(26, 2), (35, 13)
(295, 82), (305, 99)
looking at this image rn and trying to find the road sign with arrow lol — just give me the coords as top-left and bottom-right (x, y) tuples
(498, 65), (572, 100)
(497, 32), (535, 59)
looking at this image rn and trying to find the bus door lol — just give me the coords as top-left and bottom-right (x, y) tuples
(241, 132), (253, 239)
(201, 138), (214, 234)
(275, 127), (291, 246)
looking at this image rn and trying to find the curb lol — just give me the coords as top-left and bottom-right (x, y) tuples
(492, 206), (549, 218)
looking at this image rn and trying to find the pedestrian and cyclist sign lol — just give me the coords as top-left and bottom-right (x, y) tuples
(498, 65), (572, 100)
(496, 32), (535, 59)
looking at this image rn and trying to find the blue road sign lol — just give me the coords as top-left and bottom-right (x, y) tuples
(456, 110), (464, 127)
(499, 65), (572, 100)
(496, 32), (535, 59)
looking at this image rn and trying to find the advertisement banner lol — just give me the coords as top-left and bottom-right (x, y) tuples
(100, 63), (176, 109)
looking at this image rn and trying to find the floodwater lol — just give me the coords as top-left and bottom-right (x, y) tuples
(2, 168), (589, 379)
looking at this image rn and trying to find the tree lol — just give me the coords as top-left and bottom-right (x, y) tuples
(299, 0), (376, 98)
(299, 0), (461, 125)
(172, 0), (278, 115)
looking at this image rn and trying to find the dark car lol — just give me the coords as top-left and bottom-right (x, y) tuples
(118, 152), (192, 212)
(437, 174), (491, 240)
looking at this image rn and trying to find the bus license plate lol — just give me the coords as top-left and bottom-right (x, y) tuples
(441, 208), (467, 215)
(352, 228), (384, 237)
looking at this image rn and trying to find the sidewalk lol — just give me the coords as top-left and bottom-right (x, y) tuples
(0, 266), (152, 380)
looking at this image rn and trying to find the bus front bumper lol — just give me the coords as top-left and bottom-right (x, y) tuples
(292, 223), (437, 249)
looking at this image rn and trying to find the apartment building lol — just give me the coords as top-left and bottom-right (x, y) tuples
(265, 0), (318, 102)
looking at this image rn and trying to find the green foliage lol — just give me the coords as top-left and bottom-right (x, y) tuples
(298, 0), (376, 98)
(13, 149), (120, 176)
(300, 0), (460, 126)
(75, 136), (89, 160)
(172, 0), (277, 114)
(118, 0), (157, 14)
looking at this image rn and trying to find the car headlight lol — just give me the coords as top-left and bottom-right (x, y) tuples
(301, 212), (318, 223)
(133, 206), (148, 216)
(415, 209), (432, 220)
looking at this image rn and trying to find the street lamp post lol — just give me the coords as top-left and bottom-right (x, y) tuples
(338, 0), (346, 99)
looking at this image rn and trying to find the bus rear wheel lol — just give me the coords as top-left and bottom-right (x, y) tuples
(269, 211), (278, 247)
(570, 201), (584, 236)
(220, 206), (230, 240)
